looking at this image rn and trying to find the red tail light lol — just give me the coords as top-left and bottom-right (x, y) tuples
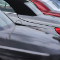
(55, 27), (60, 35)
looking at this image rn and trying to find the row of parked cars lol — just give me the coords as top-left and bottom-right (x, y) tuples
(0, 0), (60, 60)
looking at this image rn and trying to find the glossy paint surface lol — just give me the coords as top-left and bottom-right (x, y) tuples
(0, 10), (60, 57)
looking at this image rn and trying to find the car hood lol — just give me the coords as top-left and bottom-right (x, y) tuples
(10, 25), (60, 55)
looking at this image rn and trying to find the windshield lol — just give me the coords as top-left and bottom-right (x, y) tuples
(0, 10), (13, 30)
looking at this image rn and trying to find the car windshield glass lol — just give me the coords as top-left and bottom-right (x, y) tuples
(0, 10), (13, 30)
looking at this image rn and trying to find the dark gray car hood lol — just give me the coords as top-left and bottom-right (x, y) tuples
(10, 25), (60, 55)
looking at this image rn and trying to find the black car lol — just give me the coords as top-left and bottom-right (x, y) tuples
(0, 10), (60, 60)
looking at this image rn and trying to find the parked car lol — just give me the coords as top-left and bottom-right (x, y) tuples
(0, 10), (60, 60)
